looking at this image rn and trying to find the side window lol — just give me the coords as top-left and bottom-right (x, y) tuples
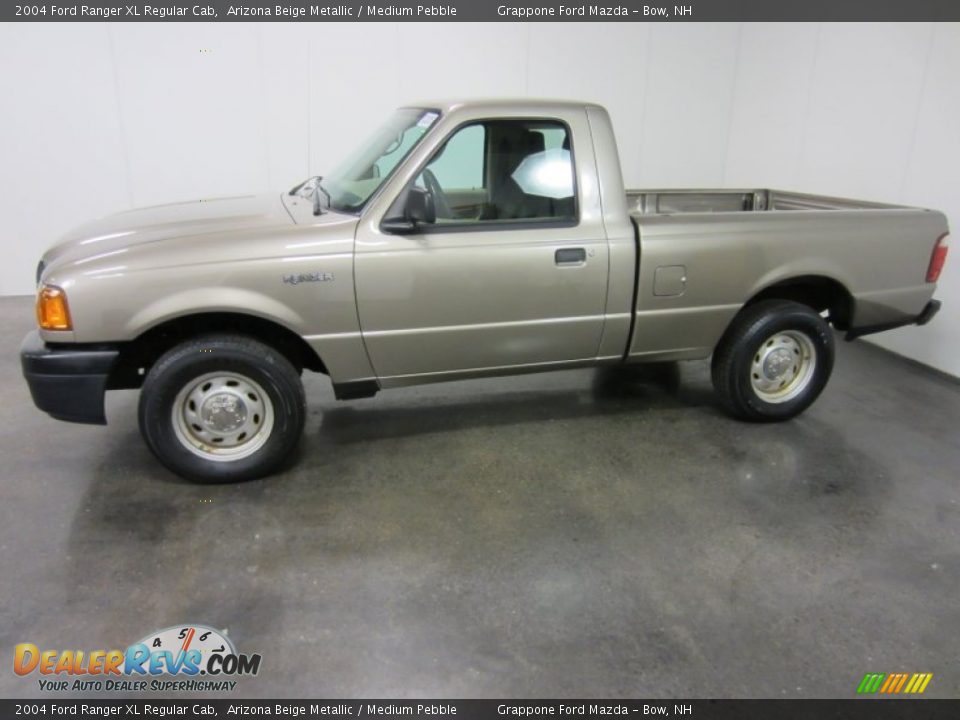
(538, 126), (568, 151)
(426, 124), (485, 190)
(412, 119), (576, 226)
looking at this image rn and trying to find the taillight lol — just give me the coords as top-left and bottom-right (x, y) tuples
(927, 233), (949, 283)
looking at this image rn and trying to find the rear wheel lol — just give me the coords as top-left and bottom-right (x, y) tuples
(138, 335), (306, 483)
(711, 300), (834, 422)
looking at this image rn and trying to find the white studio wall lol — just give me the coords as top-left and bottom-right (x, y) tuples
(0, 21), (957, 375)
(724, 22), (960, 377)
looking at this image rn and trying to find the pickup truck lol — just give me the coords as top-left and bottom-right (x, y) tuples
(21, 99), (949, 483)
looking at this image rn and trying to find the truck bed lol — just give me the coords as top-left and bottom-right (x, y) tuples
(627, 188), (906, 215)
(620, 187), (945, 364)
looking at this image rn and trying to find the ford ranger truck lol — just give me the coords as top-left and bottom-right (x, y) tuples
(21, 100), (949, 483)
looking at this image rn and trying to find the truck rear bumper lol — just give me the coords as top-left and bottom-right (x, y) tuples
(845, 299), (941, 340)
(20, 331), (120, 425)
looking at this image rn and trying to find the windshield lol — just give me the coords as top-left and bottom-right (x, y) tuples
(318, 108), (440, 214)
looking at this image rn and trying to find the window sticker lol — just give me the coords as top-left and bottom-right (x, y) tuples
(417, 111), (439, 128)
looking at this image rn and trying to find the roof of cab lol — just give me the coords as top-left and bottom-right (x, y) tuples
(402, 98), (600, 114)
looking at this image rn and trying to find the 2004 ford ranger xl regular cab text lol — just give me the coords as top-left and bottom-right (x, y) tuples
(21, 100), (950, 482)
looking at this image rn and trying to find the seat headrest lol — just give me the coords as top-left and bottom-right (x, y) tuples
(522, 130), (545, 156)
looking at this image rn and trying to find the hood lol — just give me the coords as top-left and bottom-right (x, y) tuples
(41, 193), (294, 270)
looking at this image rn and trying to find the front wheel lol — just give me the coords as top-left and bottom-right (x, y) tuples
(711, 300), (834, 422)
(138, 335), (306, 483)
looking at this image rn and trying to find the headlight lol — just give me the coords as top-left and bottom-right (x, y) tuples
(36, 285), (72, 331)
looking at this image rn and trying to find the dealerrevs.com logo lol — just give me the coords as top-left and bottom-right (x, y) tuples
(14, 624), (261, 692)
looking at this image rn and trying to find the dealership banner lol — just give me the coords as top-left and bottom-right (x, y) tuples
(3, 0), (960, 21)
(3, 700), (960, 718)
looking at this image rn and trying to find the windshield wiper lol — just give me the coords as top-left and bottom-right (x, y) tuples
(313, 180), (331, 216)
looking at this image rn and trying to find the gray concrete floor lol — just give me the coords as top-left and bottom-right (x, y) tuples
(1, 294), (958, 699)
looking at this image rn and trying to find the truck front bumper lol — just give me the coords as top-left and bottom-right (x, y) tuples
(20, 330), (120, 425)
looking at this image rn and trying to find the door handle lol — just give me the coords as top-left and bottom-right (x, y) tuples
(555, 248), (587, 265)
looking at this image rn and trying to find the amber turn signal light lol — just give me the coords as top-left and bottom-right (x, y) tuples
(36, 285), (72, 331)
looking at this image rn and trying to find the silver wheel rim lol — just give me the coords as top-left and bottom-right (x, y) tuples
(749, 330), (817, 404)
(172, 372), (275, 461)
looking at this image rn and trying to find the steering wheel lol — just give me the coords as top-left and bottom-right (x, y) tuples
(422, 169), (453, 220)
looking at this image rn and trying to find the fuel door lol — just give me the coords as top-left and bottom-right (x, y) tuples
(653, 265), (687, 297)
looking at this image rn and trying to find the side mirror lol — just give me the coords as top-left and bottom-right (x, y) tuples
(407, 186), (437, 225)
(382, 187), (436, 235)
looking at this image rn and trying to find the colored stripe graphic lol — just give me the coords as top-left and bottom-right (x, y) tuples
(857, 673), (885, 694)
(857, 672), (932, 694)
(893, 673), (909, 693)
(907, 673), (933, 694)
(879, 674), (897, 693)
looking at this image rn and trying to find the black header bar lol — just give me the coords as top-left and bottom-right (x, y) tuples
(4, 0), (960, 22)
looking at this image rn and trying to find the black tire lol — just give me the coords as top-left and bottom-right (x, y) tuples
(138, 334), (306, 483)
(711, 300), (834, 422)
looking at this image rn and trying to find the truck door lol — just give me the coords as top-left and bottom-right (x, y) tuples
(354, 115), (609, 381)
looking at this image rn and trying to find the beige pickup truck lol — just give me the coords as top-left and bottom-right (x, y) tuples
(21, 99), (949, 482)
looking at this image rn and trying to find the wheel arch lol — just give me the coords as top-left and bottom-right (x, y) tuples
(711, 274), (853, 358)
(108, 312), (326, 389)
(745, 274), (854, 330)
